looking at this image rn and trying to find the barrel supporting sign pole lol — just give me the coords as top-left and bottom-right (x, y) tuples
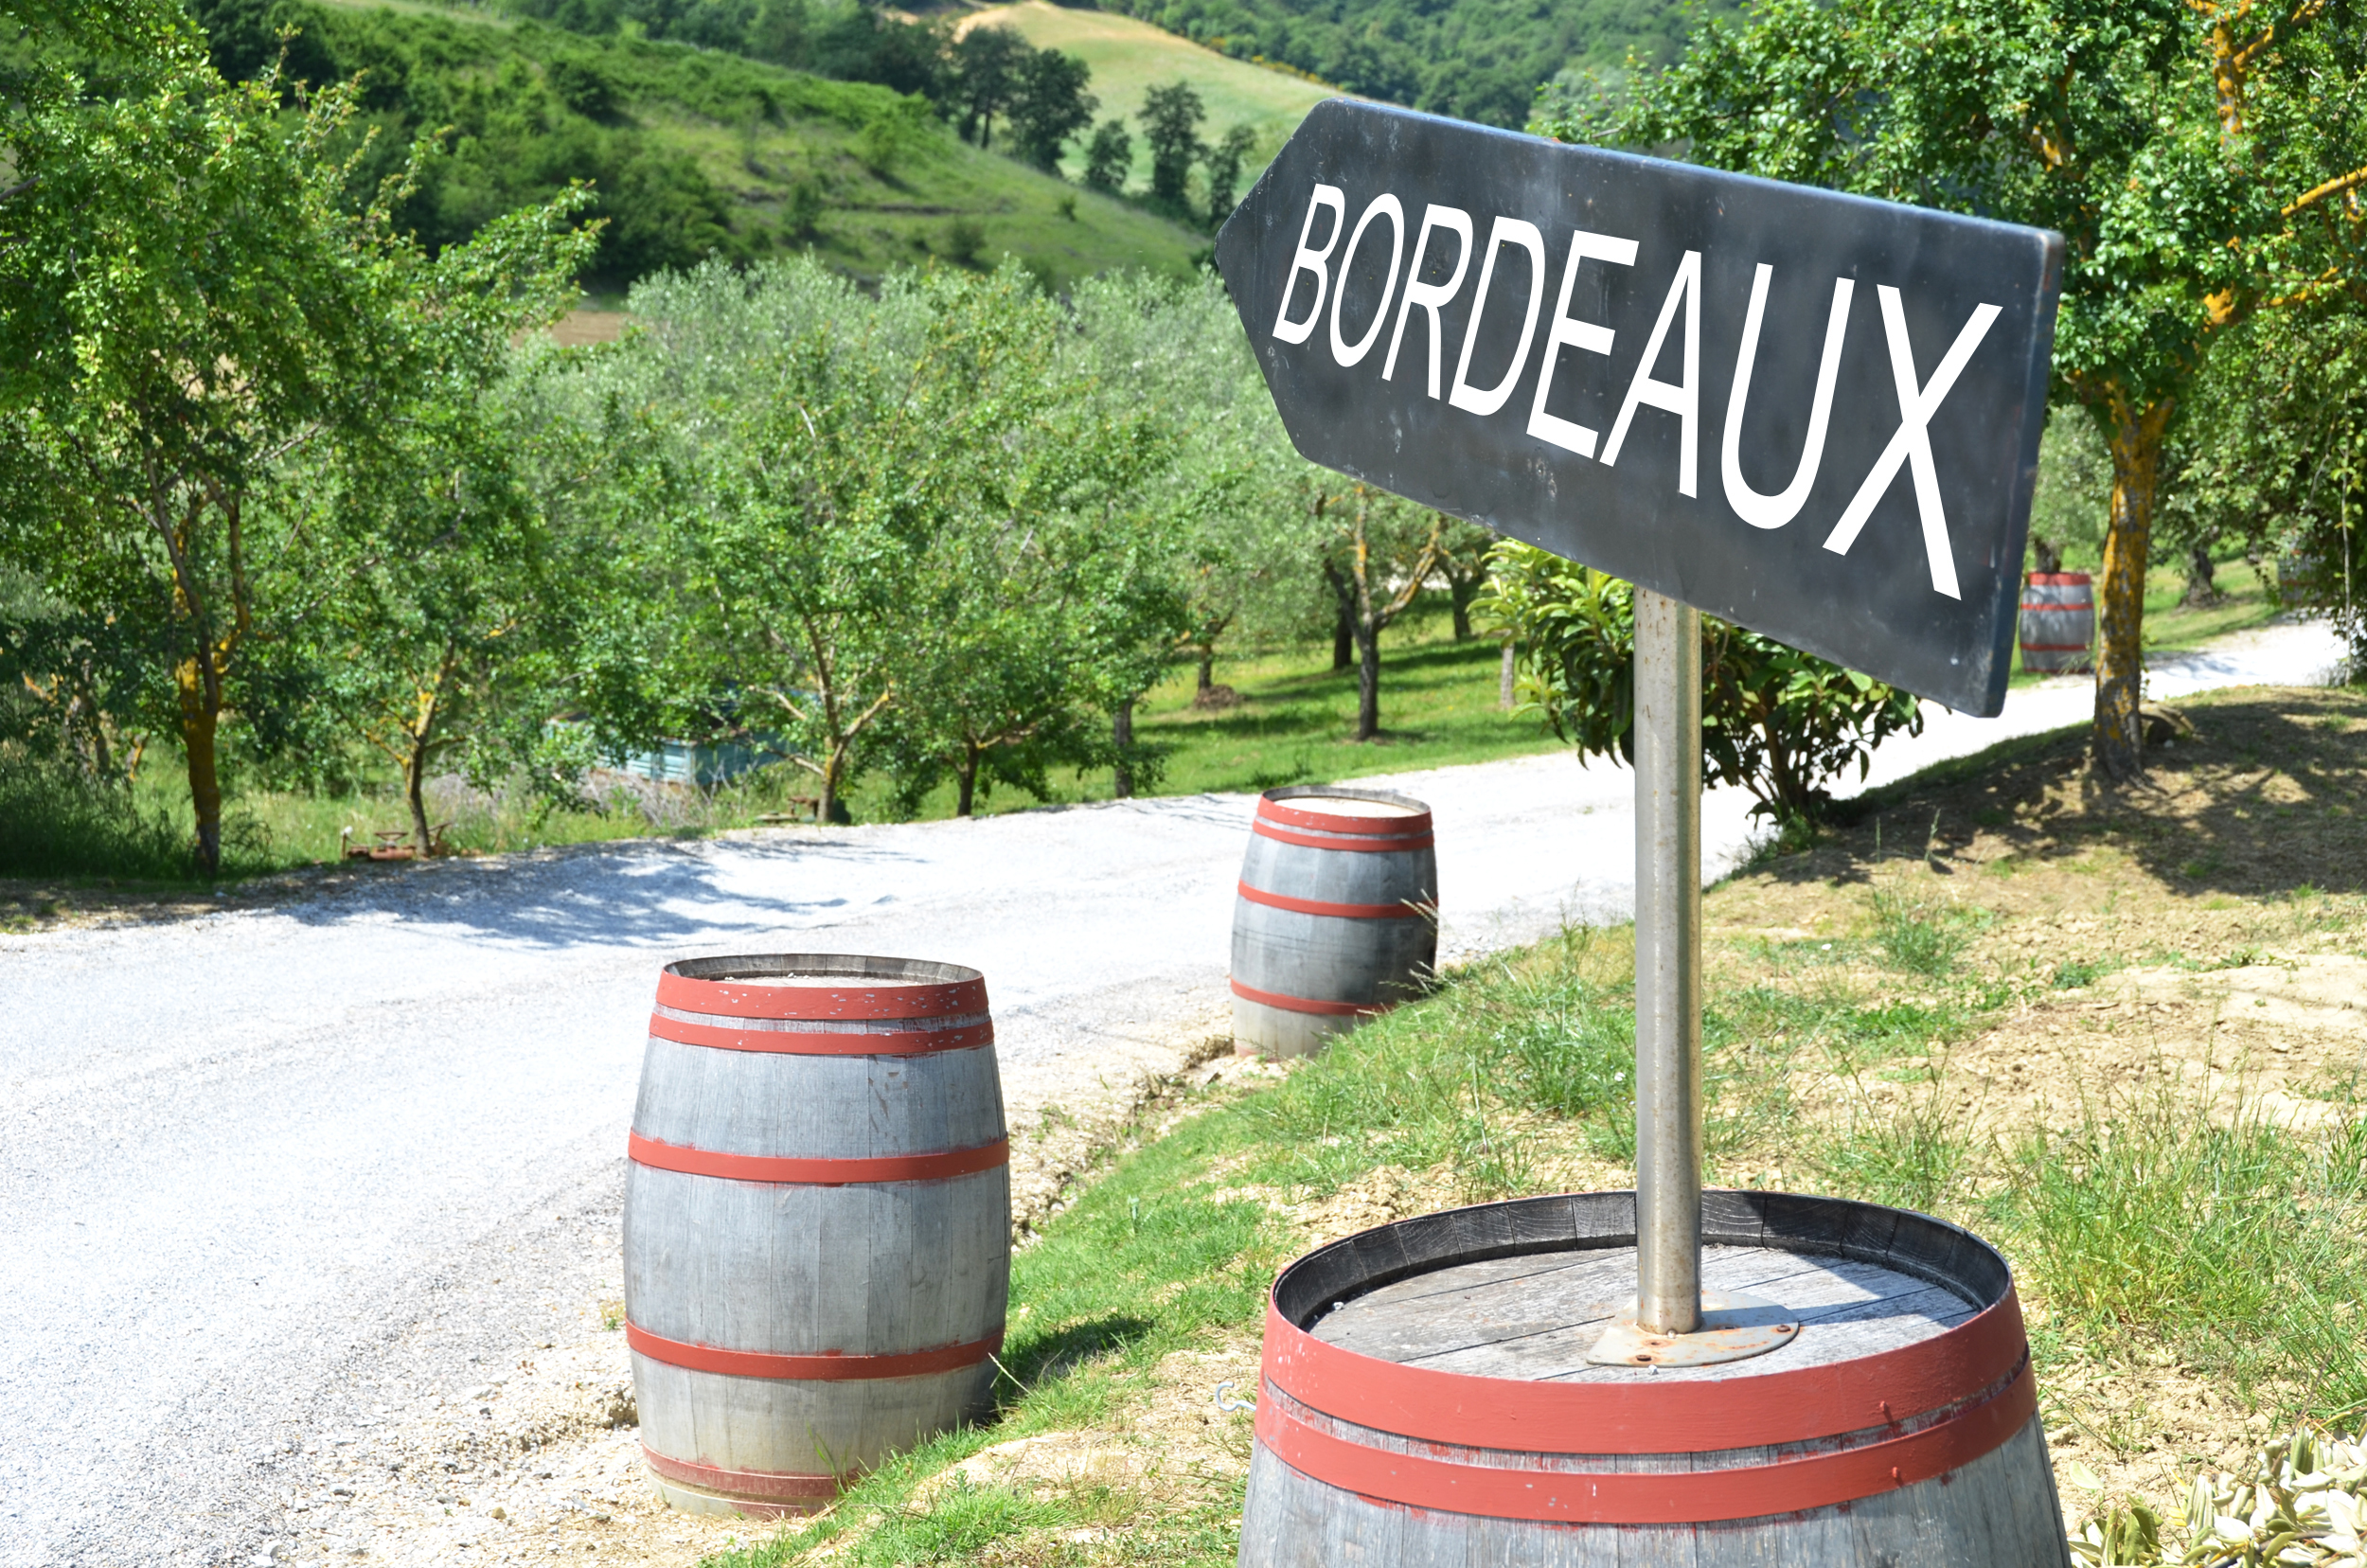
(1586, 590), (1795, 1367)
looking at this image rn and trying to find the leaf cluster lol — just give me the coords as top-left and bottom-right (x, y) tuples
(1480, 541), (1923, 823)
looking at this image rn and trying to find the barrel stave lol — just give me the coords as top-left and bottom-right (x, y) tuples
(1238, 832), (1435, 911)
(622, 1165), (1008, 1353)
(633, 1358), (991, 1488)
(631, 1038), (1005, 1160)
(1241, 1417), (2066, 1567)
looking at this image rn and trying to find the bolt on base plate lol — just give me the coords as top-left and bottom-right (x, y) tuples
(1584, 1288), (1800, 1367)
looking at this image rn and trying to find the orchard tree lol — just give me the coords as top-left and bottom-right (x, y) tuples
(1549, 0), (2367, 779)
(307, 205), (594, 854)
(1320, 486), (1447, 741)
(0, 16), (457, 871)
(1203, 123), (1257, 226)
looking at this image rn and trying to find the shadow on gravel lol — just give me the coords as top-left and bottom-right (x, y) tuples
(1764, 688), (2367, 900)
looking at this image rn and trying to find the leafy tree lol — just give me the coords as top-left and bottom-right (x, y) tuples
(1083, 117), (1132, 193)
(950, 23), (1030, 150)
(1319, 487), (1447, 741)
(1548, 0), (2367, 779)
(305, 208), (594, 854)
(1008, 46), (1096, 173)
(1202, 123), (1256, 227)
(1139, 79), (1205, 211)
(0, 33), (408, 871)
(1432, 519), (1500, 640)
(1482, 543), (1924, 825)
(2165, 304), (2367, 654)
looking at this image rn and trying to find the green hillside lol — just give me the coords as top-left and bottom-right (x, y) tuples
(959, 1), (1333, 189)
(1095, 0), (1734, 128)
(192, 0), (1206, 291)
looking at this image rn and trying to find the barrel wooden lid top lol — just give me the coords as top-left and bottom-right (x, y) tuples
(1310, 1242), (1968, 1382)
(658, 953), (987, 1020)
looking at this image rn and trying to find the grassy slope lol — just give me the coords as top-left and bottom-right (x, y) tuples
(960, 0), (1335, 188)
(709, 684), (2367, 1568)
(313, 0), (1206, 291)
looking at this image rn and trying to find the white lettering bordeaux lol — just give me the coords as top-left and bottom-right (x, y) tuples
(1271, 184), (2002, 600)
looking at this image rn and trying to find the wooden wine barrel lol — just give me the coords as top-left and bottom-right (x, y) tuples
(2019, 572), (2094, 673)
(1231, 787), (1438, 1060)
(623, 954), (1009, 1518)
(1241, 1190), (2069, 1568)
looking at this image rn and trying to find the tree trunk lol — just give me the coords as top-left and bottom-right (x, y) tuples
(405, 738), (434, 856)
(1499, 640), (1517, 710)
(1449, 574), (1477, 640)
(1112, 700), (1134, 799)
(1332, 598), (1355, 670)
(817, 747), (842, 825)
(2093, 400), (2173, 781)
(2181, 540), (2222, 607)
(1354, 615), (1382, 740)
(955, 748), (979, 817)
(175, 657), (223, 876)
(1195, 650), (1214, 696)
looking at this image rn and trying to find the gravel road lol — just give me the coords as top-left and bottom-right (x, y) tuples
(0, 617), (2338, 1568)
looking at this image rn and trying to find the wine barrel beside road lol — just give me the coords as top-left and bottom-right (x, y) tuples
(622, 954), (1010, 1517)
(2019, 573), (2095, 673)
(1241, 1190), (2068, 1567)
(1230, 787), (1438, 1059)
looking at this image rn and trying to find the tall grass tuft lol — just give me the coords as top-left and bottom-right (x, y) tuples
(0, 754), (196, 881)
(1988, 1095), (2367, 1418)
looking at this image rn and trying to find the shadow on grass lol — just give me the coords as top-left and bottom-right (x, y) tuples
(1759, 689), (2367, 901)
(994, 1313), (1155, 1411)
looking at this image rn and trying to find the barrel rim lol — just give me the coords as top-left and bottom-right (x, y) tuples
(1258, 786), (1434, 837)
(2024, 571), (2092, 586)
(1264, 1188), (2020, 1453)
(659, 953), (986, 1020)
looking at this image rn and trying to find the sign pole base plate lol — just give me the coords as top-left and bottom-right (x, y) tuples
(1584, 1289), (1800, 1368)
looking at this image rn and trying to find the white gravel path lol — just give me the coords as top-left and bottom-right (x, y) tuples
(0, 616), (2340, 1568)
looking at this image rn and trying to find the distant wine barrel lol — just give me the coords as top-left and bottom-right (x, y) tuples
(1231, 787), (1437, 1060)
(623, 954), (1009, 1518)
(1241, 1189), (2069, 1568)
(2019, 572), (2094, 672)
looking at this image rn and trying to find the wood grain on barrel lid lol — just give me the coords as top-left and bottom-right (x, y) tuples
(1310, 1244), (1973, 1381)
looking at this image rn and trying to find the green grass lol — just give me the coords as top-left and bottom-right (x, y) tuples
(850, 601), (1563, 821)
(965, 0), (1335, 194)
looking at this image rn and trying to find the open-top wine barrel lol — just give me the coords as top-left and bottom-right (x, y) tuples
(1231, 786), (1437, 1059)
(623, 954), (1008, 1517)
(2019, 572), (2094, 673)
(1241, 1189), (2068, 1568)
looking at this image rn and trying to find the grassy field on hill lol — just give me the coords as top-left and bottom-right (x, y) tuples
(959, 0), (1335, 190)
(245, 0), (1207, 291)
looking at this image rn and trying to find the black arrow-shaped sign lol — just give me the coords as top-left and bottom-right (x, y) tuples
(1214, 100), (2064, 717)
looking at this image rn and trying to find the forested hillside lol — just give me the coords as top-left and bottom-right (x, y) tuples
(1099, 0), (1729, 126)
(187, 0), (1202, 288)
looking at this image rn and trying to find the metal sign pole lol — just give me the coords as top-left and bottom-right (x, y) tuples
(1631, 586), (1703, 1338)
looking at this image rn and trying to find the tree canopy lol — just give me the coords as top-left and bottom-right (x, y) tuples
(1547, 0), (2367, 776)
